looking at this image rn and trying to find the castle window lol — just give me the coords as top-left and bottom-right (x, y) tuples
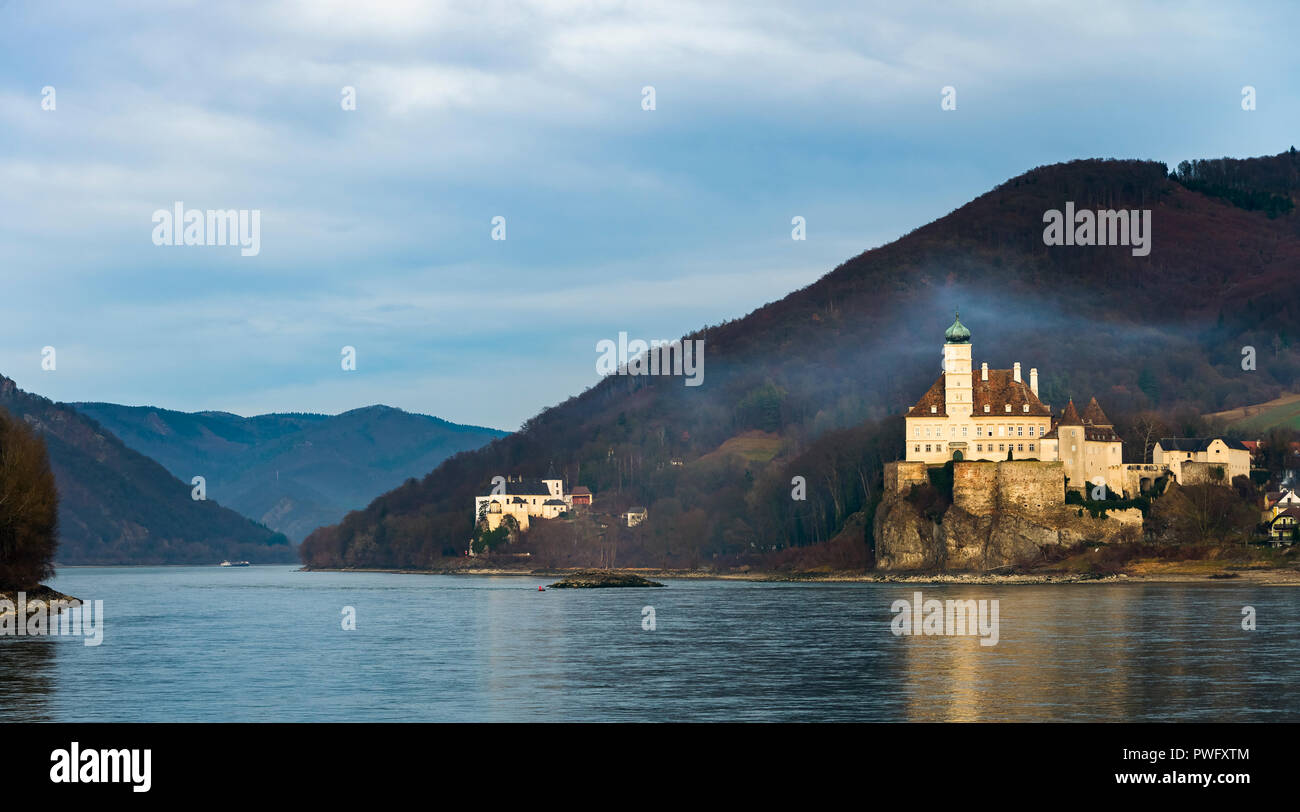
(1017, 426), (1024, 436)
(961, 426), (968, 437)
(925, 445), (931, 452)
(977, 444), (983, 451)
(1023, 404), (1029, 413)
(1029, 444), (1035, 452)
(1018, 444), (1024, 452)
(984, 405), (990, 413)
(931, 406), (937, 414)
(914, 445), (920, 453)
(1005, 404), (1011, 412)
(998, 444), (1005, 451)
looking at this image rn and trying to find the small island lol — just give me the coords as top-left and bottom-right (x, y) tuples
(549, 571), (665, 588)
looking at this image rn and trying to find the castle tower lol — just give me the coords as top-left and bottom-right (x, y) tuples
(942, 310), (972, 419)
(1057, 399), (1088, 491)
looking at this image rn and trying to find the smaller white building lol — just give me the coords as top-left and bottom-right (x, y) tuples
(1153, 438), (1251, 484)
(474, 476), (570, 533)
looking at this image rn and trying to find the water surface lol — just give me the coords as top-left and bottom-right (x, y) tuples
(2, 566), (1296, 722)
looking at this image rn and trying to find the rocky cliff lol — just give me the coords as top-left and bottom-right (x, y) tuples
(874, 461), (1142, 571)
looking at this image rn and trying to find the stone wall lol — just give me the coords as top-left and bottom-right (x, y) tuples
(883, 460), (929, 493)
(949, 460), (1063, 518)
(1181, 461), (1229, 486)
(952, 462), (998, 515)
(994, 460), (1064, 514)
(1116, 464), (1167, 499)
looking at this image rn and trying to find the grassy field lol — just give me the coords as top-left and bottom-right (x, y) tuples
(1206, 392), (1300, 433)
(697, 430), (784, 465)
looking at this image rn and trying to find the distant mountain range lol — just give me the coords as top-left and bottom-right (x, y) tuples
(299, 149), (1300, 571)
(71, 402), (507, 542)
(0, 375), (294, 565)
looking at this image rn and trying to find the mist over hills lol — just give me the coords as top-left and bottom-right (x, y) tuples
(71, 402), (508, 542)
(0, 375), (294, 565)
(300, 149), (1300, 570)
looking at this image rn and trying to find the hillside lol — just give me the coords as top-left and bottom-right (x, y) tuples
(71, 402), (507, 542)
(1206, 393), (1300, 433)
(301, 149), (1300, 571)
(0, 375), (295, 565)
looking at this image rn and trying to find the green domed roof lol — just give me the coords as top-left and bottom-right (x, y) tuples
(944, 310), (970, 344)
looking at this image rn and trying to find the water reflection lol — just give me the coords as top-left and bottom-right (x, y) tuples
(0, 638), (57, 722)
(894, 584), (1299, 721)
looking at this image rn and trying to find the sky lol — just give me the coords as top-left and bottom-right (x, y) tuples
(1, 0), (1297, 431)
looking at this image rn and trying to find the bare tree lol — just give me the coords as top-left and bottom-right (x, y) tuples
(0, 410), (59, 589)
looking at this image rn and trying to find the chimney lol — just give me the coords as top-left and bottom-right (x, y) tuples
(1013, 362), (1021, 383)
(981, 362), (988, 381)
(1029, 367), (1039, 397)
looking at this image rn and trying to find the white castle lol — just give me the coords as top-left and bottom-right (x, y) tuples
(905, 311), (1126, 494)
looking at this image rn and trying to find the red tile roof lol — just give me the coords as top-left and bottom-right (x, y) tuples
(1269, 507), (1300, 526)
(906, 369), (1050, 418)
(1042, 397), (1121, 441)
(1058, 400), (1083, 425)
(1081, 397), (1112, 426)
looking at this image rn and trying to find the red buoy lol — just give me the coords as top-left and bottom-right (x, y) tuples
(538, 586), (545, 591)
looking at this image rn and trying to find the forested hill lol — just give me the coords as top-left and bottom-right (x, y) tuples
(0, 375), (295, 565)
(71, 402), (506, 542)
(301, 149), (1300, 570)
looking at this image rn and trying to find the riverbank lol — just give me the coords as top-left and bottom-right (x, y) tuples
(300, 562), (1300, 586)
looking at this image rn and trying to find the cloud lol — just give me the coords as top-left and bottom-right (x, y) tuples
(1, 0), (1298, 428)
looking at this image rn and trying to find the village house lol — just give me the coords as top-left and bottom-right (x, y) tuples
(1263, 487), (1300, 520)
(1267, 506), (1300, 542)
(624, 506), (648, 527)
